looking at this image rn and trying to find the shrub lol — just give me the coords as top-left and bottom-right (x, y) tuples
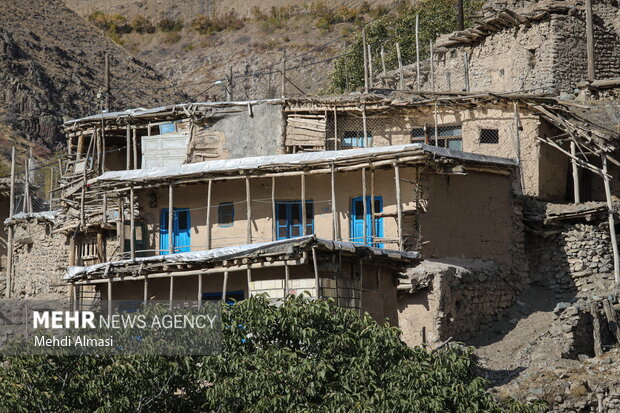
(162, 31), (181, 44)
(157, 17), (184, 32)
(88, 11), (131, 34)
(190, 12), (244, 35)
(0, 296), (544, 412)
(130, 15), (156, 34)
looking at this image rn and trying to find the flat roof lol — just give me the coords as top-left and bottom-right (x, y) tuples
(65, 235), (420, 282)
(91, 143), (516, 188)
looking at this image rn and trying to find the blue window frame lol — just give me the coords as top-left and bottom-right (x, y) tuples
(218, 202), (234, 227)
(342, 130), (373, 148)
(160, 208), (191, 254)
(276, 201), (314, 240)
(350, 196), (383, 247)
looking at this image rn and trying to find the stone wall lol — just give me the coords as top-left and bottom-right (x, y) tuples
(526, 222), (618, 293)
(9, 219), (70, 298)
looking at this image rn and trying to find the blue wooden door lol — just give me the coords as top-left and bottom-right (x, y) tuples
(350, 196), (383, 247)
(160, 208), (191, 254)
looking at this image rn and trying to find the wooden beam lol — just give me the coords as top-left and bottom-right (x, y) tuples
(394, 163), (403, 250)
(362, 106), (368, 147)
(206, 179), (212, 249)
(271, 177), (276, 241)
(126, 124), (131, 170)
(571, 142), (580, 203)
(132, 128), (138, 170)
(168, 184), (174, 254)
(169, 276), (174, 309)
(107, 278), (112, 317)
(362, 167), (367, 245)
(585, 0), (595, 81)
(198, 273), (203, 306)
(143, 274), (148, 304)
(222, 270), (228, 301)
(331, 163), (337, 240)
(130, 187), (135, 260)
(301, 172), (307, 235)
(602, 155), (620, 284)
(312, 247), (319, 299)
(246, 268), (252, 298)
(415, 13), (420, 90)
(284, 263), (290, 296)
(246, 177), (252, 244)
(396, 42), (404, 90)
(371, 165), (376, 246)
(333, 107), (339, 150)
(603, 299), (620, 343)
(591, 302), (603, 357)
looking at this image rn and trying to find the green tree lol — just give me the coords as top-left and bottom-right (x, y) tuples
(0, 296), (543, 412)
(331, 0), (484, 92)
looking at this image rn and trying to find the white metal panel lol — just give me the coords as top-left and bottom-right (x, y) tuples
(141, 133), (189, 169)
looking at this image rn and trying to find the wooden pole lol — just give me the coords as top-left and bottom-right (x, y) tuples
(415, 13), (420, 90)
(246, 176), (252, 243)
(591, 302), (603, 357)
(362, 106), (368, 147)
(107, 278), (112, 317)
(602, 155), (620, 284)
(585, 0), (595, 81)
(126, 124), (131, 170)
(370, 165), (376, 246)
(168, 184), (174, 254)
(169, 276), (174, 309)
(430, 40), (435, 92)
(362, 168), (367, 245)
(434, 102), (439, 146)
(359, 259), (363, 315)
(396, 42), (404, 90)
(49, 167), (54, 211)
(394, 163), (403, 250)
(571, 142), (580, 203)
(104, 52), (110, 112)
(463, 51), (470, 92)
(380, 46), (386, 77)
(102, 193), (107, 224)
(367, 43), (373, 86)
(271, 177), (276, 241)
(333, 107), (338, 150)
(312, 247), (320, 299)
(24, 159), (30, 213)
(5, 147), (15, 298)
(362, 27), (369, 93)
(301, 172), (307, 235)
(513, 102), (523, 191)
(281, 51), (286, 98)
(206, 179), (212, 249)
(117, 197), (124, 254)
(143, 274), (148, 304)
(246, 268), (252, 297)
(222, 270), (228, 301)
(284, 263), (290, 296)
(331, 163), (337, 240)
(228, 65), (234, 101)
(129, 187), (135, 260)
(132, 128), (138, 170)
(456, 0), (464, 31)
(76, 135), (84, 161)
(197, 273), (203, 306)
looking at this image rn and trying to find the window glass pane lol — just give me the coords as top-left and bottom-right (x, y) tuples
(354, 200), (363, 217)
(448, 139), (463, 151)
(218, 203), (234, 227)
(438, 126), (462, 137)
(278, 228), (288, 238)
(159, 122), (176, 134)
(305, 202), (313, 220)
(290, 204), (300, 225)
(277, 204), (287, 225)
(291, 227), (301, 237)
(374, 200), (382, 213)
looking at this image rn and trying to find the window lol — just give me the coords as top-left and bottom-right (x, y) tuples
(341, 130), (373, 148)
(276, 201), (314, 240)
(159, 122), (176, 134)
(411, 125), (462, 151)
(218, 202), (234, 227)
(480, 129), (499, 144)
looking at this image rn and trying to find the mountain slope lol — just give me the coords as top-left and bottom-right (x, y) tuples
(0, 0), (186, 161)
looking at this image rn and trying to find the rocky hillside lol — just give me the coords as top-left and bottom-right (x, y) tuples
(0, 0), (186, 168)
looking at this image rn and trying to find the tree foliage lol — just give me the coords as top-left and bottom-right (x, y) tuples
(330, 0), (484, 92)
(0, 296), (543, 412)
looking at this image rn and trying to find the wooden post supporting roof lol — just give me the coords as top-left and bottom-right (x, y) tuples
(5, 147), (15, 298)
(301, 172), (307, 235)
(362, 106), (368, 148)
(246, 176), (252, 244)
(222, 270), (229, 301)
(362, 167), (367, 246)
(312, 247), (320, 299)
(602, 155), (620, 284)
(198, 273), (203, 306)
(370, 165), (376, 246)
(246, 268), (252, 298)
(396, 43), (404, 90)
(380, 46), (386, 77)
(331, 163), (337, 241)
(415, 13), (420, 90)
(143, 274), (148, 304)
(271, 177), (276, 241)
(333, 107), (338, 151)
(585, 0), (595, 81)
(107, 278), (112, 317)
(169, 276), (174, 309)
(284, 263), (290, 296)
(571, 142), (580, 203)
(168, 184), (174, 255)
(362, 27), (369, 93)
(132, 128), (138, 170)
(394, 163), (403, 251)
(367, 44), (373, 86)
(130, 187), (135, 260)
(126, 124), (131, 170)
(206, 179), (212, 249)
